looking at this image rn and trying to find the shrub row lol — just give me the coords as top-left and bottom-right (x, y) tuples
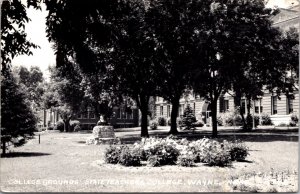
(104, 137), (249, 167)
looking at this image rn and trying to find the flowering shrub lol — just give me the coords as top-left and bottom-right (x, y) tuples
(177, 152), (196, 167)
(141, 137), (180, 165)
(105, 137), (249, 167)
(105, 146), (122, 164)
(119, 146), (141, 166)
(200, 139), (232, 166)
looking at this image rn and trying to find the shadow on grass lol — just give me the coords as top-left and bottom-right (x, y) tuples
(1, 152), (51, 158)
(117, 130), (298, 144)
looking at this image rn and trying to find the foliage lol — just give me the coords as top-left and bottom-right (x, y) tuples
(12, 66), (45, 110)
(243, 114), (260, 130)
(158, 117), (167, 126)
(70, 120), (80, 131)
(260, 113), (273, 125)
(118, 146), (141, 166)
(74, 125), (81, 132)
(229, 141), (249, 161)
(149, 119), (158, 130)
(53, 120), (64, 132)
(289, 113), (298, 127)
(177, 153), (196, 167)
(200, 140), (232, 167)
(105, 146), (122, 164)
(1, 71), (37, 152)
(181, 105), (197, 131)
(192, 121), (204, 128)
(1, 0), (41, 71)
(218, 112), (243, 126)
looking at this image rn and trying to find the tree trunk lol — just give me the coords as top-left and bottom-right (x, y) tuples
(139, 95), (150, 138)
(140, 109), (149, 137)
(211, 100), (218, 138)
(2, 140), (6, 155)
(169, 98), (180, 135)
(63, 119), (70, 132)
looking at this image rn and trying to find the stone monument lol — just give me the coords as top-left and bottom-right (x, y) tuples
(86, 115), (120, 145)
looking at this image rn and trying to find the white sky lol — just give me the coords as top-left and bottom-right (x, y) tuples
(11, 0), (299, 80)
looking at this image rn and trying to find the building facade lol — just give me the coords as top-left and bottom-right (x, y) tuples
(37, 106), (139, 130)
(155, 4), (299, 126)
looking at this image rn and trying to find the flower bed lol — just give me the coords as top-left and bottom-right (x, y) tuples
(104, 137), (249, 167)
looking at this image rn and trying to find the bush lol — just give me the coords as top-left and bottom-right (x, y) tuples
(119, 146), (141, 166)
(229, 141), (249, 161)
(181, 105), (197, 130)
(177, 153), (195, 167)
(147, 155), (163, 167)
(53, 120), (64, 131)
(47, 125), (54, 130)
(105, 146), (122, 164)
(149, 119), (158, 130)
(70, 120), (81, 131)
(243, 114), (259, 130)
(74, 124), (81, 132)
(158, 117), (167, 126)
(261, 113), (273, 125)
(289, 113), (298, 127)
(218, 112), (243, 126)
(200, 140), (232, 166)
(192, 121), (204, 127)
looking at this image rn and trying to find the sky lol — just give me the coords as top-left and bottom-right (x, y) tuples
(11, 0), (299, 80)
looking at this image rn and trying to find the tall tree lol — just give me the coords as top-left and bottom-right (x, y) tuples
(12, 66), (45, 110)
(1, 70), (37, 154)
(192, 0), (298, 137)
(146, 0), (206, 134)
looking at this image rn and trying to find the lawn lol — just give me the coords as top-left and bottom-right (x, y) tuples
(0, 128), (298, 192)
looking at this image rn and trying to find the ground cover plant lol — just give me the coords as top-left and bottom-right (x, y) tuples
(104, 137), (249, 167)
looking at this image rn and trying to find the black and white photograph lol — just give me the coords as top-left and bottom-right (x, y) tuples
(0, 0), (299, 192)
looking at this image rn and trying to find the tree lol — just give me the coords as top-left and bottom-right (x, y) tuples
(1, 0), (41, 72)
(181, 104), (197, 131)
(43, 64), (86, 132)
(146, 0), (206, 135)
(12, 66), (45, 110)
(45, 0), (159, 137)
(1, 71), (37, 154)
(192, 0), (298, 137)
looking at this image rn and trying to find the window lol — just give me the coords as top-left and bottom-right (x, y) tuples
(118, 108), (123, 119)
(160, 106), (164, 116)
(82, 111), (88, 119)
(254, 99), (263, 114)
(167, 105), (170, 117)
(224, 100), (229, 111)
(287, 96), (293, 114)
(128, 110), (133, 119)
(219, 97), (229, 113)
(271, 96), (277, 115)
(77, 114), (82, 119)
(89, 111), (95, 119)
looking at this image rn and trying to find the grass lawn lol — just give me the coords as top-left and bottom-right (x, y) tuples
(0, 128), (298, 192)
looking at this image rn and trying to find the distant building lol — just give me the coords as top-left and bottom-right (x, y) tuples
(155, 4), (299, 126)
(37, 106), (139, 130)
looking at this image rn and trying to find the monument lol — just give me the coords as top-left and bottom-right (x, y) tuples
(86, 115), (120, 145)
